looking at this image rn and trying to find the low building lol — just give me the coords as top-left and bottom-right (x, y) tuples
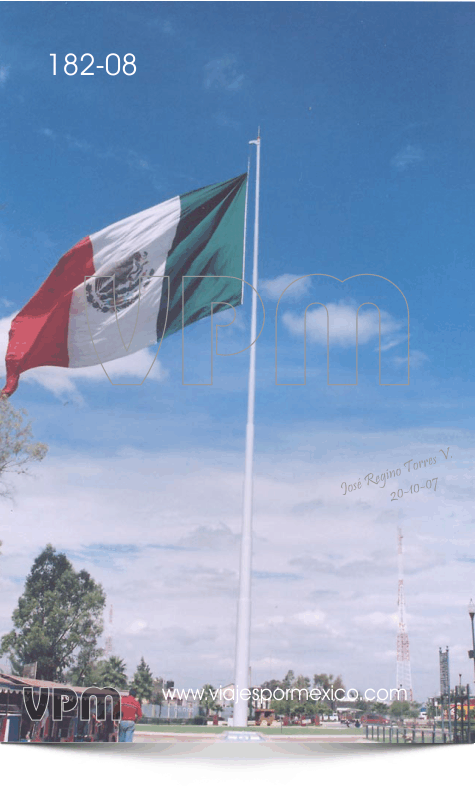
(0, 672), (120, 743)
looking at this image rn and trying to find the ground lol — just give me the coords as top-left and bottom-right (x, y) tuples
(133, 724), (369, 744)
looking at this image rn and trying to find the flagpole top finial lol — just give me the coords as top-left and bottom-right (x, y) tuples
(249, 127), (261, 145)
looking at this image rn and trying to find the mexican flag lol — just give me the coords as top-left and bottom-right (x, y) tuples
(3, 173), (247, 395)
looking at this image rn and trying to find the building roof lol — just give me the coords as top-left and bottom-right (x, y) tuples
(0, 672), (125, 696)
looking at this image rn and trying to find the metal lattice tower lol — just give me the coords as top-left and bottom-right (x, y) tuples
(396, 527), (413, 702)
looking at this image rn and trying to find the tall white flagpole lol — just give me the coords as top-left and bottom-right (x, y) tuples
(233, 130), (260, 728)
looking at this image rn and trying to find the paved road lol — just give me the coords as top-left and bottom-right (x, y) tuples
(134, 730), (369, 746)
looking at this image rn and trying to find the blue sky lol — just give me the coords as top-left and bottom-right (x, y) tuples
(1, 2), (475, 703)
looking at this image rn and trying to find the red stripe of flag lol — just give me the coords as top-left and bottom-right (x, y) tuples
(3, 237), (94, 396)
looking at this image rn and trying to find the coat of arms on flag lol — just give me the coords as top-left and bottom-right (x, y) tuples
(2, 173), (247, 395)
(85, 251), (156, 314)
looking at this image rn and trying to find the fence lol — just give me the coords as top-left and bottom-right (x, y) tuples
(365, 725), (451, 744)
(141, 703), (201, 719)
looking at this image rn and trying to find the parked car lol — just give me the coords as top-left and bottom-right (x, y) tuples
(360, 713), (390, 725)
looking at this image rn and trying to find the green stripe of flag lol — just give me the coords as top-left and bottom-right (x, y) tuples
(157, 173), (247, 341)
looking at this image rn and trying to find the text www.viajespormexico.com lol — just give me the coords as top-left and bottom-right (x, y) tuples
(164, 687), (409, 703)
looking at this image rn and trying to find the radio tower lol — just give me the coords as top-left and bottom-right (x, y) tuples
(396, 527), (413, 701)
(105, 604), (113, 658)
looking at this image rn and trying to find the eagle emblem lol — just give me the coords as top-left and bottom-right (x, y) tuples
(85, 251), (155, 313)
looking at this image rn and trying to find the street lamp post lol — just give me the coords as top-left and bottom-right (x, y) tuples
(468, 599), (475, 684)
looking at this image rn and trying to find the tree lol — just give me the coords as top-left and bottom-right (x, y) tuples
(94, 656), (128, 689)
(0, 544), (105, 681)
(261, 678), (282, 694)
(65, 640), (105, 687)
(0, 396), (48, 498)
(295, 674), (311, 690)
(199, 684), (218, 717)
(282, 670), (295, 689)
(66, 661), (100, 688)
(354, 695), (372, 714)
(260, 678), (283, 717)
(263, 670), (313, 718)
(132, 657), (154, 703)
(389, 700), (412, 720)
(64, 615), (110, 687)
(373, 701), (390, 714)
(260, 669), (347, 720)
(151, 677), (165, 715)
(313, 673), (345, 712)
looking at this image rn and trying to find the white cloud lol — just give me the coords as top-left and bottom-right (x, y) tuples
(391, 145), (425, 171)
(0, 314), (167, 400)
(39, 130), (156, 182)
(126, 619), (148, 635)
(395, 349), (428, 368)
(294, 609), (328, 628)
(0, 65), (10, 86)
(353, 611), (398, 631)
(65, 134), (92, 152)
(203, 56), (244, 91)
(378, 336), (407, 352)
(39, 128), (55, 139)
(0, 427), (472, 696)
(282, 301), (403, 346)
(146, 17), (176, 37)
(257, 608), (339, 639)
(259, 274), (311, 302)
(179, 524), (239, 550)
(213, 111), (240, 130)
(124, 150), (152, 172)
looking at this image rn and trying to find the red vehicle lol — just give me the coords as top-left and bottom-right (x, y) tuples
(360, 713), (390, 725)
